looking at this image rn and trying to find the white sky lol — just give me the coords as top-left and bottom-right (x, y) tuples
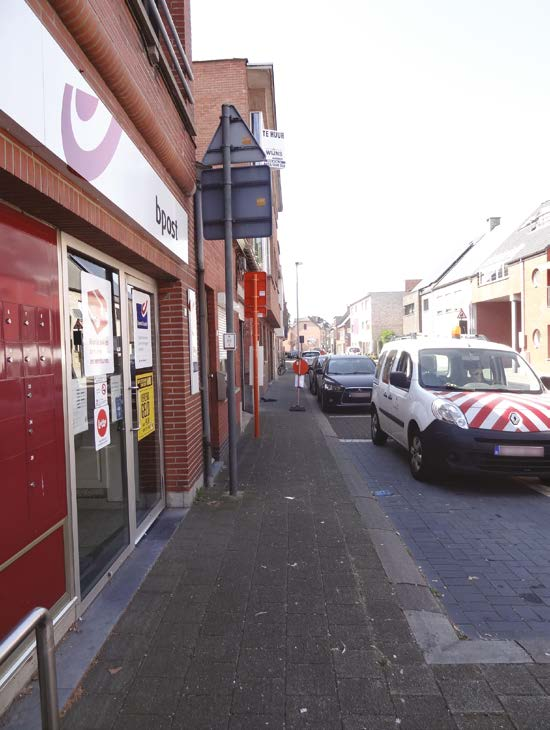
(190, 0), (550, 322)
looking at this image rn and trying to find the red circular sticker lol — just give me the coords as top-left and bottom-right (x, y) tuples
(96, 408), (109, 438)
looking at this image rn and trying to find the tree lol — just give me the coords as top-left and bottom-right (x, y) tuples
(378, 329), (395, 352)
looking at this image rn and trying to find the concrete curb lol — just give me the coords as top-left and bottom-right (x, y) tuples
(312, 402), (535, 665)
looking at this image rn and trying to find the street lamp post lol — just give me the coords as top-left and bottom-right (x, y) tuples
(290, 261), (305, 412)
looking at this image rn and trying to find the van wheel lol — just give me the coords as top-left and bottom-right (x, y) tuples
(409, 426), (433, 481)
(371, 408), (387, 445)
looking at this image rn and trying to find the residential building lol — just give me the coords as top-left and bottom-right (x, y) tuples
(193, 59), (285, 454)
(471, 201), (550, 375)
(402, 280), (422, 335)
(331, 311), (351, 353)
(0, 0), (200, 706)
(285, 317), (330, 353)
(349, 292), (404, 355)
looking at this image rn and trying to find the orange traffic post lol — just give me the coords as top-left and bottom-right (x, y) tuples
(253, 274), (260, 438)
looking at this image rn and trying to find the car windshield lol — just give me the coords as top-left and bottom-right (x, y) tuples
(302, 351), (319, 358)
(418, 347), (542, 393)
(327, 357), (375, 375)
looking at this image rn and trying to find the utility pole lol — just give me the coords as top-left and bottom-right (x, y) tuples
(222, 104), (238, 494)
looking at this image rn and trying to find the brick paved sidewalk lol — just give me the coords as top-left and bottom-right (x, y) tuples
(59, 375), (550, 730)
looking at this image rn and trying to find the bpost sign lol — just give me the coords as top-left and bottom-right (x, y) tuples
(0, 0), (188, 263)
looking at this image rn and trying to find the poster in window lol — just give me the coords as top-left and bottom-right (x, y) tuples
(188, 289), (200, 394)
(133, 289), (153, 369)
(81, 271), (114, 376)
(136, 372), (155, 441)
(72, 378), (88, 435)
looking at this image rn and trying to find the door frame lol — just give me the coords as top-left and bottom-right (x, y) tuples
(60, 232), (165, 613)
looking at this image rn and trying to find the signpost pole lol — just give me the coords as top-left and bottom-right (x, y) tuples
(290, 261), (305, 412)
(222, 104), (238, 494)
(253, 275), (260, 438)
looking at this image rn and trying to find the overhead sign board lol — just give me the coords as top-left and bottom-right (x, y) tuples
(260, 129), (286, 169)
(201, 165), (272, 240)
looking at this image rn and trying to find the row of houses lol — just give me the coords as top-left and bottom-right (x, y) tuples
(403, 204), (550, 376)
(326, 202), (550, 373)
(0, 0), (286, 708)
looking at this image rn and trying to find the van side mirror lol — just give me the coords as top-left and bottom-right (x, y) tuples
(390, 371), (411, 389)
(541, 376), (550, 390)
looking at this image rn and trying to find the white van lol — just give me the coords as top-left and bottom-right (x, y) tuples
(371, 336), (550, 481)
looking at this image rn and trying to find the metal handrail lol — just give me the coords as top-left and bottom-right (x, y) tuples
(0, 608), (59, 730)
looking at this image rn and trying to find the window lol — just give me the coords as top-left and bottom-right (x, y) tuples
(404, 303), (415, 316)
(532, 268), (540, 287)
(423, 299), (429, 311)
(303, 323), (307, 330)
(375, 352), (387, 380)
(533, 329), (541, 349)
(478, 263), (509, 286)
(382, 350), (397, 384)
(396, 351), (413, 380)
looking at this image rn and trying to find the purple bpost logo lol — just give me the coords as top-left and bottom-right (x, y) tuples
(61, 84), (122, 181)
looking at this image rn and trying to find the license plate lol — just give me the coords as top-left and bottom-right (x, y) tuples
(494, 445), (544, 457)
(349, 392), (369, 399)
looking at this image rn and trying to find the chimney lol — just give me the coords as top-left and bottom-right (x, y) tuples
(487, 217), (501, 232)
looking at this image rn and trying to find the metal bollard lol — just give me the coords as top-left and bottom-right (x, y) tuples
(0, 607), (59, 730)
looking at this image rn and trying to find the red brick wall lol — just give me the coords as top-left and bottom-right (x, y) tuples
(194, 61), (250, 456)
(0, 0), (203, 496)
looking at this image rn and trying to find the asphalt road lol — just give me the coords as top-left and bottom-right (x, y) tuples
(306, 388), (550, 643)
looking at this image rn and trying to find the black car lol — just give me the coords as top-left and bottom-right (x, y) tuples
(317, 355), (376, 411)
(308, 354), (329, 395)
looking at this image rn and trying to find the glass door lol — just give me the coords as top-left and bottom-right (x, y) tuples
(126, 277), (163, 531)
(67, 251), (130, 598)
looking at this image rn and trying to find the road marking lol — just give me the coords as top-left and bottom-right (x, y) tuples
(339, 438), (372, 443)
(526, 482), (550, 497)
(329, 415), (370, 419)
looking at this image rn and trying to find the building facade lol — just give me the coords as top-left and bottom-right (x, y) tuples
(193, 59), (285, 457)
(0, 0), (202, 706)
(349, 292), (404, 355)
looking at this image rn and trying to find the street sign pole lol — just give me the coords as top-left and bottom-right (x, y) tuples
(222, 104), (238, 495)
(253, 275), (260, 438)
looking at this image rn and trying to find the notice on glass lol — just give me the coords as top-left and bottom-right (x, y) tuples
(72, 378), (88, 435)
(133, 289), (153, 369)
(94, 404), (111, 451)
(136, 372), (155, 441)
(110, 374), (123, 422)
(82, 271), (114, 376)
(188, 289), (199, 395)
(94, 375), (108, 407)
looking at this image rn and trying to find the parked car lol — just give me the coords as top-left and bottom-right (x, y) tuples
(371, 336), (550, 482)
(308, 354), (329, 395)
(301, 350), (321, 367)
(317, 355), (376, 411)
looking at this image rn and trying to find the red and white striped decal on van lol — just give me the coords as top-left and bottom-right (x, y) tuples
(435, 391), (550, 432)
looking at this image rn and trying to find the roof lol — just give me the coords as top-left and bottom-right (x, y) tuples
(412, 238), (476, 294)
(476, 200), (550, 271)
(348, 291), (404, 308)
(335, 312), (350, 327)
(434, 219), (518, 289)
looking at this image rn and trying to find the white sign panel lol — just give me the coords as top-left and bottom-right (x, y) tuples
(249, 346), (264, 386)
(72, 378), (88, 435)
(223, 332), (237, 350)
(94, 375), (108, 407)
(0, 0), (188, 262)
(133, 290), (153, 369)
(94, 405), (111, 451)
(110, 374), (123, 422)
(261, 129), (286, 169)
(81, 272), (114, 376)
(188, 289), (199, 395)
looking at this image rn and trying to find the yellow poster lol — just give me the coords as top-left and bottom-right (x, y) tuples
(136, 372), (155, 441)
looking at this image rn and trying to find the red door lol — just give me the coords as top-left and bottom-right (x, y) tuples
(0, 203), (67, 640)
